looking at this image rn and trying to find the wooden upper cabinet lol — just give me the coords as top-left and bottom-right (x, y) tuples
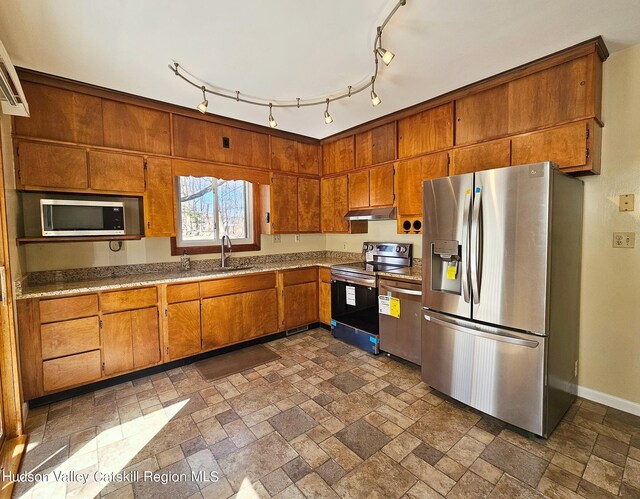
(144, 157), (175, 237)
(88, 150), (145, 194)
(297, 142), (320, 176)
(102, 100), (171, 155)
(322, 136), (355, 175)
(370, 164), (394, 207)
(450, 139), (511, 175)
(172, 115), (269, 169)
(455, 85), (509, 145)
(348, 170), (369, 209)
(14, 81), (104, 145)
(271, 136), (298, 173)
(398, 103), (454, 158)
(396, 152), (448, 218)
(297, 177), (320, 233)
(355, 122), (396, 168)
(270, 174), (298, 233)
(16, 141), (88, 191)
(511, 120), (596, 173)
(321, 175), (349, 233)
(508, 54), (598, 134)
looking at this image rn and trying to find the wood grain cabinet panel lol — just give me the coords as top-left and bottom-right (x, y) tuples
(370, 164), (394, 207)
(511, 121), (591, 170)
(282, 282), (318, 329)
(167, 283), (200, 304)
(319, 269), (332, 325)
(348, 170), (370, 209)
(271, 137), (298, 173)
(39, 294), (98, 323)
(297, 177), (320, 233)
(321, 175), (350, 233)
(102, 100), (171, 155)
(240, 289), (278, 341)
(88, 150), (145, 194)
(42, 350), (102, 393)
(100, 287), (157, 313)
(282, 268), (318, 286)
(455, 84), (509, 145)
(167, 300), (201, 360)
(508, 55), (595, 134)
(144, 157), (175, 237)
(322, 136), (355, 174)
(398, 103), (454, 158)
(396, 158), (423, 218)
(450, 139), (511, 175)
(14, 81), (104, 145)
(16, 142), (88, 191)
(356, 122), (396, 168)
(200, 273), (276, 298)
(131, 307), (161, 369)
(40, 316), (100, 360)
(297, 142), (320, 176)
(102, 311), (134, 375)
(270, 174), (298, 233)
(202, 294), (240, 349)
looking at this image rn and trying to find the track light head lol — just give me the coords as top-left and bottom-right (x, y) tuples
(377, 47), (395, 65)
(324, 99), (333, 124)
(370, 78), (381, 106)
(268, 103), (277, 128)
(197, 86), (208, 113)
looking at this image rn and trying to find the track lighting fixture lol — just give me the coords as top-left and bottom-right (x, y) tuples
(196, 86), (208, 114)
(268, 103), (277, 128)
(324, 99), (333, 124)
(170, 0), (407, 124)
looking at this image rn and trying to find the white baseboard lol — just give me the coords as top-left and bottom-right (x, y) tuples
(577, 385), (640, 416)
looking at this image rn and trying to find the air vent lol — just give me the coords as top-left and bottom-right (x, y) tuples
(0, 39), (29, 117)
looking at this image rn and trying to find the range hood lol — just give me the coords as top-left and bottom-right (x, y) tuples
(344, 207), (397, 221)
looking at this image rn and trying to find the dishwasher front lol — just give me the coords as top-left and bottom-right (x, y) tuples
(378, 278), (422, 365)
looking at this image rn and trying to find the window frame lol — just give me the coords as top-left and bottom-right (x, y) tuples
(171, 176), (262, 256)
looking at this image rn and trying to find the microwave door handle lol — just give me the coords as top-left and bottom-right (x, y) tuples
(461, 189), (471, 303)
(379, 284), (422, 296)
(470, 186), (482, 304)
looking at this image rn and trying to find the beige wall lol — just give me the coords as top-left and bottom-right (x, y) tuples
(325, 221), (422, 257)
(578, 43), (640, 405)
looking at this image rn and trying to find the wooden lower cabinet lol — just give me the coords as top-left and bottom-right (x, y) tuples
(242, 289), (279, 340)
(202, 294), (241, 349)
(43, 350), (102, 393)
(280, 268), (318, 329)
(167, 300), (202, 360)
(319, 268), (332, 325)
(131, 307), (161, 368)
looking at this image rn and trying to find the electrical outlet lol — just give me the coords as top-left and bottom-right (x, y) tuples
(343, 242), (347, 250)
(613, 232), (635, 248)
(294, 234), (300, 243)
(273, 234), (281, 243)
(619, 194), (635, 212)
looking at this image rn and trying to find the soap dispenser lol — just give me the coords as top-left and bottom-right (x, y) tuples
(180, 250), (191, 271)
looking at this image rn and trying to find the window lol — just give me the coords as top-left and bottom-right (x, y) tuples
(175, 176), (255, 250)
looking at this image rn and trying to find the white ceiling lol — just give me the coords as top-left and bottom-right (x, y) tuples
(1, 0), (640, 139)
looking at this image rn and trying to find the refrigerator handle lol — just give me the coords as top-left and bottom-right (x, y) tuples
(471, 186), (482, 304)
(461, 189), (471, 303)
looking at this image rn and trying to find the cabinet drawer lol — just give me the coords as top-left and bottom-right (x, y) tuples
(43, 350), (102, 393)
(319, 268), (332, 283)
(200, 273), (276, 298)
(100, 287), (157, 313)
(282, 268), (318, 286)
(41, 316), (100, 360)
(167, 283), (200, 303)
(39, 294), (98, 323)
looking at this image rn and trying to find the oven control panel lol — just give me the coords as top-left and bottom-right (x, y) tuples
(362, 242), (412, 258)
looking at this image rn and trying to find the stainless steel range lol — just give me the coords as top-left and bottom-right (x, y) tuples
(330, 242), (412, 354)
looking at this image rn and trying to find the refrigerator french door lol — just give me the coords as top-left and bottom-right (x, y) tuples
(422, 162), (584, 437)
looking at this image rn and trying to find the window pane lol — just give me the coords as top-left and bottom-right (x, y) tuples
(217, 180), (248, 239)
(179, 176), (216, 241)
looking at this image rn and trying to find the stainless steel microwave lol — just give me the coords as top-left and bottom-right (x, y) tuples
(40, 199), (125, 236)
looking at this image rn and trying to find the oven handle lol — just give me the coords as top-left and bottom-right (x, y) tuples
(379, 284), (422, 296)
(331, 273), (376, 287)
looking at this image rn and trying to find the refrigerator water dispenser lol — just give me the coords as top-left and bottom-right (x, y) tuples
(431, 239), (462, 295)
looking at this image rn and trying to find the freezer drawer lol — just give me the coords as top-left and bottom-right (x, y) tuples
(379, 279), (422, 365)
(422, 310), (546, 436)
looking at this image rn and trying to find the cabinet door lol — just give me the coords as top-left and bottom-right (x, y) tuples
(319, 281), (332, 325)
(508, 55), (594, 134)
(332, 175), (350, 233)
(398, 103), (454, 158)
(89, 151), (146, 194)
(348, 170), (370, 209)
(356, 122), (396, 168)
(396, 158), (423, 217)
(241, 289), (278, 341)
(450, 139), (511, 175)
(101, 311), (134, 376)
(297, 177), (320, 233)
(131, 307), (161, 369)
(320, 178), (334, 233)
(144, 157), (175, 237)
(511, 121), (589, 170)
(271, 137), (298, 173)
(167, 300), (201, 360)
(455, 84), (509, 145)
(102, 100), (171, 155)
(283, 282), (318, 329)
(322, 136), (355, 174)
(202, 294), (241, 349)
(42, 351), (102, 393)
(271, 174), (298, 233)
(16, 142), (88, 191)
(370, 164), (394, 207)
(297, 142), (320, 176)
(14, 81), (104, 145)
(422, 151), (450, 180)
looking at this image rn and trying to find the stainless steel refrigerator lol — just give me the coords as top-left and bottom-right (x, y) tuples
(421, 162), (583, 437)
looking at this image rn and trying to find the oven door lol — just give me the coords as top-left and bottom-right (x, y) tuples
(331, 270), (379, 334)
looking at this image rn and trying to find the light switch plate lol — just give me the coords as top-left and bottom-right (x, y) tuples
(619, 194), (635, 212)
(613, 232), (635, 248)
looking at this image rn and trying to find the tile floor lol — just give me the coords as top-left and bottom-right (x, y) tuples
(14, 329), (640, 498)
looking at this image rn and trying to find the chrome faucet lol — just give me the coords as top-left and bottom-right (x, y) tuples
(221, 235), (232, 268)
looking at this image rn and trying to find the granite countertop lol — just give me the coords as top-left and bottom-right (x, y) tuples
(16, 251), (422, 300)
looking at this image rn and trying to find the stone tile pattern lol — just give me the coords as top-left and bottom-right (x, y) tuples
(16, 329), (640, 498)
